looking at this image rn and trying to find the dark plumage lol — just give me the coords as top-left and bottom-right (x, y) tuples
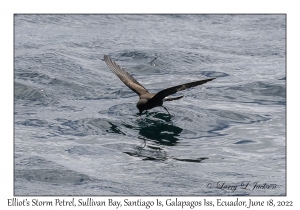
(104, 55), (215, 115)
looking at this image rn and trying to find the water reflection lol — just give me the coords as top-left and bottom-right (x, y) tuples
(137, 112), (183, 146)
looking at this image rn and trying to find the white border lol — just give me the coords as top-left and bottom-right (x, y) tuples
(1, 0), (298, 209)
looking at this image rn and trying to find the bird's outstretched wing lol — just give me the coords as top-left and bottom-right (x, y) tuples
(104, 55), (149, 96)
(149, 78), (215, 103)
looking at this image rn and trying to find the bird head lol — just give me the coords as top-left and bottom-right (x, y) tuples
(136, 99), (148, 115)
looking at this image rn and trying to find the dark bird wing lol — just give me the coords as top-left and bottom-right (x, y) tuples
(149, 78), (215, 103)
(104, 55), (149, 96)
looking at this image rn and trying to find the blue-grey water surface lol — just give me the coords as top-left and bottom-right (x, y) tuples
(14, 15), (286, 196)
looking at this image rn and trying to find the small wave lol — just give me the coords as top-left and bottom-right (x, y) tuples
(14, 82), (45, 101)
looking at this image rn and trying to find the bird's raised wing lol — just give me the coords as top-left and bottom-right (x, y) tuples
(149, 78), (215, 103)
(104, 55), (149, 96)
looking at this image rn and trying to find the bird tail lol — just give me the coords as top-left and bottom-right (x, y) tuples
(164, 95), (184, 102)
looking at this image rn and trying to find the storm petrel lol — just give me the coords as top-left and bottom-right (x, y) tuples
(104, 55), (215, 115)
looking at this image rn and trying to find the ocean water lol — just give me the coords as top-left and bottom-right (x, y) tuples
(14, 14), (286, 196)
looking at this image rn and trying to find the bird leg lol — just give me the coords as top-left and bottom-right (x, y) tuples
(162, 106), (171, 115)
(139, 110), (148, 116)
(148, 55), (157, 66)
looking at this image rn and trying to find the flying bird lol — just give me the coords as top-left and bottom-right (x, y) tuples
(104, 55), (215, 115)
